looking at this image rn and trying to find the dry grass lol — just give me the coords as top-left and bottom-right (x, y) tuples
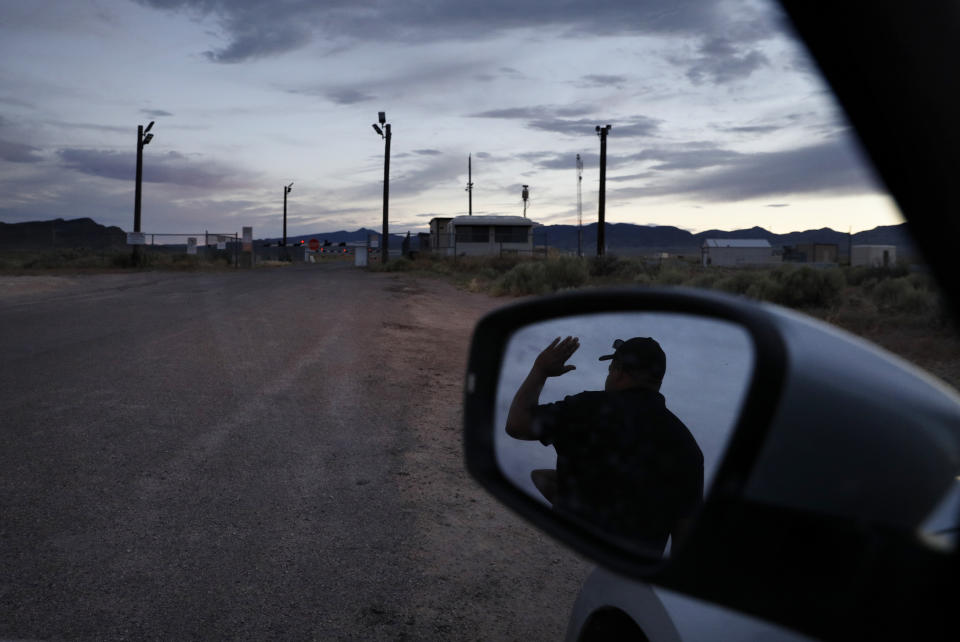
(382, 254), (960, 390)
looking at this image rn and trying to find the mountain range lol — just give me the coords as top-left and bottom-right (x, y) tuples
(1, 217), (915, 258)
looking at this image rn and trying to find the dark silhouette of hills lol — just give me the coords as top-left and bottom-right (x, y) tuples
(261, 228), (407, 247)
(0, 218), (127, 249)
(531, 222), (913, 255)
(1, 218), (914, 258)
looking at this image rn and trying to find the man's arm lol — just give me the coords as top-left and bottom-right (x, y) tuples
(505, 336), (579, 440)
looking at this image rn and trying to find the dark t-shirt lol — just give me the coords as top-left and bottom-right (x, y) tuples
(533, 388), (704, 553)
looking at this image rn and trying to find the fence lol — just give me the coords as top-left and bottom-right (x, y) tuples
(135, 232), (241, 267)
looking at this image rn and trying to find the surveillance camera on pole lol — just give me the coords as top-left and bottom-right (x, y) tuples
(371, 111), (391, 264)
(132, 120), (158, 266)
(283, 182), (293, 248)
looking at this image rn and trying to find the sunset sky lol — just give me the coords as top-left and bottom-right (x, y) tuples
(0, 0), (905, 239)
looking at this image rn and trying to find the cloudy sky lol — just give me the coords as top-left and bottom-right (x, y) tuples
(0, 0), (904, 238)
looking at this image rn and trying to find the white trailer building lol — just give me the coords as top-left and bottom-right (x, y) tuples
(851, 244), (897, 267)
(429, 215), (535, 257)
(702, 239), (780, 267)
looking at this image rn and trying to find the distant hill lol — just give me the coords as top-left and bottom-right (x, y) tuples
(1, 218), (915, 259)
(529, 222), (915, 258)
(261, 228), (408, 247)
(0, 218), (127, 249)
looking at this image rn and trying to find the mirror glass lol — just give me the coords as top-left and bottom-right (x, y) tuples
(494, 312), (755, 560)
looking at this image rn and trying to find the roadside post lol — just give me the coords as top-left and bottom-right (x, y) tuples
(242, 226), (253, 268)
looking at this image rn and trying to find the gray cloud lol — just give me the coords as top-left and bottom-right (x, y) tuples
(469, 105), (594, 119)
(387, 155), (465, 198)
(766, 203), (790, 208)
(716, 124), (782, 135)
(324, 88), (377, 105)
(413, 149), (442, 156)
(612, 139), (879, 201)
(0, 139), (44, 163)
(624, 146), (744, 171)
(681, 36), (769, 85)
(528, 117), (660, 138)
(141, 109), (174, 117)
(471, 106), (659, 138)
(576, 74), (628, 89)
(518, 151), (597, 171)
(135, 0), (774, 64)
(57, 148), (245, 188)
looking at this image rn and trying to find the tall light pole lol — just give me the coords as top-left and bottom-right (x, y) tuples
(466, 153), (473, 216)
(132, 120), (155, 265)
(372, 111), (391, 264)
(595, 124), (611, 256)
(283, 182), (293, 247)
(576, 153), (584, 258)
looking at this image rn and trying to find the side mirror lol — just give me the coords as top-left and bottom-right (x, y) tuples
(464, 288), (960, 640)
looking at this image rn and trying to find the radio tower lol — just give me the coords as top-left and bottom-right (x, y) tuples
(465, 154), (473, 216)
(576, 154), (583, 257)
(521, 184), (530, 218)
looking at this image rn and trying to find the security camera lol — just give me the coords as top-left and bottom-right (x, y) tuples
(378, 112), (386, 125)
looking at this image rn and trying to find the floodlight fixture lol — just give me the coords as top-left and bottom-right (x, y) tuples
(142, 133), (154, 145)
(378, 111), (386, 125)
(144, 121), (154, 134)
(372, 124), (383, 136)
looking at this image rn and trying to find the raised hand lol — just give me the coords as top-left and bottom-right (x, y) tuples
(533, 336), (580, 378)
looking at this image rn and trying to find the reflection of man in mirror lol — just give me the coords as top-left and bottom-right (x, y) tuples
(506, 336), (704, 555)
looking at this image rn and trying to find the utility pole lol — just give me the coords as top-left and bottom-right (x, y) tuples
(576, 153), (583, 258)
(283, 182), (293, 247)
(372, 111), (391, 264)
(595, 124), (611, 256)
(522, 184), (530, 218)
(132, 120), (155, 266)
(466, 154), (473, 216)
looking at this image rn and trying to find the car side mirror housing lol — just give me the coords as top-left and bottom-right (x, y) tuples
(464, 288), (960, 640)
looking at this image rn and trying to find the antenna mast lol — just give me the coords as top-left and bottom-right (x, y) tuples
(521, 184), (530, 218)
(576, 154), (583, 258)
(466, 154), (473, 216)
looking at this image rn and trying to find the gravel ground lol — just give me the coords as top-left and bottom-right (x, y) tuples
(0, 265), (590, 641)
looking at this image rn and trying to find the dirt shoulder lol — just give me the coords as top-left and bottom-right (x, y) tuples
(371, 272), (591, 639)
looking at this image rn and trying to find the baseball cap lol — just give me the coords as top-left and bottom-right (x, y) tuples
(599, 337), (666, 379)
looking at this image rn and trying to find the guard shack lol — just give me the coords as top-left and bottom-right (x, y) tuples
(427, 215), (535, 257)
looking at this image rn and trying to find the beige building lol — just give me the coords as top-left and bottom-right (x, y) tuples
(702, 239), (780, 267)
(429, 215), (535, 257)
(851, 244), (896, 267)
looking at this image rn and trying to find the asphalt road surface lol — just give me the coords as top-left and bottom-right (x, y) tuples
(0, 264), (589, 640)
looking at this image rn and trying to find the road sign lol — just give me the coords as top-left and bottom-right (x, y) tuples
(126, 232), (146, 245)
(309, 238), (320, 251)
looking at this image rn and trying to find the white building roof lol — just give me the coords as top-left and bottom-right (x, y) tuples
(703, 238), (771, 248)
(452, 215), (534, 227)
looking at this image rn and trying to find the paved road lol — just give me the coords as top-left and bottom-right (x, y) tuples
(0, 264), (588, 640)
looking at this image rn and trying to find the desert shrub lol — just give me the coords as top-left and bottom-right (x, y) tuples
(686, 272), (721, 290)
(368, 256), (414, 272)
(744, 274), (783, 302)
(492, 257), (588, 295)
(715, 271), (761, 296)
(588, 254), (627, 277)
(845, 263), (909, 286)
(773, 266), (844, 308)
(653, 264), (690, 286)
(873, 276), (938, 313)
